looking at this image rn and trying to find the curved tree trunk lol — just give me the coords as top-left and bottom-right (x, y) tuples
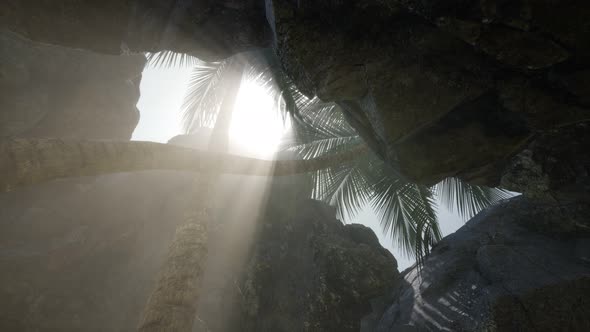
(0, 137), (367, 192)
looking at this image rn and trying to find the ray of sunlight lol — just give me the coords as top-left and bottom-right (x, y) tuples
(133, 64), (471, 271)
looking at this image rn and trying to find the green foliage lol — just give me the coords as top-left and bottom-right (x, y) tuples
(435, 177), (513, 221)
(283, 103), (509, 261)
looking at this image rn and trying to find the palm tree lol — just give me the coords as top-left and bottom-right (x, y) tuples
(136, 50), (343, 331)
(136, 54), (245, 331)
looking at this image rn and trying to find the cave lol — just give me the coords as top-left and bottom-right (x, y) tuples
(0, 1), (589, 331)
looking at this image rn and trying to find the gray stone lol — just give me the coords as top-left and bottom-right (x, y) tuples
(1, 0), (272, 60)
(501, 123), (590, 202)
(267, 0), (590, 186)
(369, 196), (590, 332)
(0, 31), (144, 140)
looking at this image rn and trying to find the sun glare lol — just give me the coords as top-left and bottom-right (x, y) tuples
(229, 79), (288, 158)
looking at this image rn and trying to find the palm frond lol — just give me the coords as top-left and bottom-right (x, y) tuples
(370, 166), (442, 260)
(313, 147), (375, 221)
(281, 104), (370, 220)
(181, 60), (229, 132)
(145, 51), (200, 69)
(276, 89), (447, 261)
(287, 101), (358, 144)
(435, 177), (513, 220)
(178, 49), (298, 134)
(284, 105), (360, 157)
(413, 185), (442, 265)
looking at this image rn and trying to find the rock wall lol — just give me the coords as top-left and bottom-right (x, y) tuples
(0, 30), (145, 140)
(3, 1), (589, 187)
(267, 0), (590, 186)
(0, 30), (149, 327)
(0, 1), (271, 60)
(0, 133), (399, 331)
(501, 122), (590, 203)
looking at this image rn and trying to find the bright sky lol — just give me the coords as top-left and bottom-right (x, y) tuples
(133, 66), (286, 158)
(133, 67), (189, 143)
(133, 65), (465, 270)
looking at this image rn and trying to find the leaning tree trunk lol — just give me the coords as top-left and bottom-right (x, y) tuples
(0, 137), (367, 192)
(137, 57), (244, 331)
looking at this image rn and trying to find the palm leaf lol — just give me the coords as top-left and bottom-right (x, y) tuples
(145, 51), (200, 69)
(435, 177), (513, 220)
(370, 167), (442, 260)
(180, 49), (304, 133)
(284, 105), (360, 159)
(413, 185), (442, 265)
(314, 147), (375, 221)
(282, 103), (442, 260)
(181, 60), (230, 132)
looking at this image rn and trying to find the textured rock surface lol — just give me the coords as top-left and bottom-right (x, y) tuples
(239, 197), (399, 332)
(1, 0), (271, 60)
(0, 31), (144, 140)
(0, 136), (399, 332)
(366, 123), (590, 331)
(366, 195), (590, 332)
(267, 0), (590, 186)
(3, 1), (590, 186)
(0, 172), (185, 332)
(501, 122), (590, 202)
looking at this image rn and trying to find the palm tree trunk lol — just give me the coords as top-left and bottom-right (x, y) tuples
(208, 57), (243, 152)
(136, 209), (208, 332)
(137, 59), (246, 331)
(0, 137), (367, 192)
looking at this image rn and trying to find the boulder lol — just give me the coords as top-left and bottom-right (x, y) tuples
(267, 0), (590, 186)
(238, 199), (399, 332)
(0, 31), (145, 140)
(1, 0), (271, 60)
(367, 195), (590, 332)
